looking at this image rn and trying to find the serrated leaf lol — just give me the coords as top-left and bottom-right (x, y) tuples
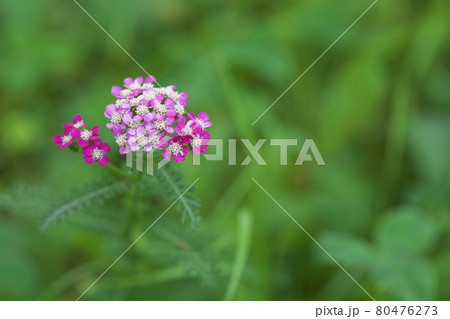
(41, 180), (128, 230)
(373, 254), (437, 300)
(316, 232), (374, 269)
(374, 207), (437, 256)
(155, 163), (200, 228)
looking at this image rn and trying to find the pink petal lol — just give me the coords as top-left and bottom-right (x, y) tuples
(78, 139), (90, 147)
(119, 146), (130, 154)
(53, 135), (63, 144)
(165, 126), (175, 134)
(130, 144), (140, 151)
(192, 127), (203, 135)
(100, 142), (111, 153)
(83, 156), (95, 164)
(157, 140), (168, 148)
(173, 154), (185, 162)
(165, 98), (176, 108)
(180, 92), (188, 99)
(82, 147), (93, 156)
(202, 130), (211, 139)
(98, 156), (110, 166)
(73, 114), (82, 123)
(123, 77), (134, 87)
(176, 116), (186, 126)
(166, 109), (176, 118)
(162, 149), (171, 160)
(197, 112), (209, 121)
(71, 129), (81, 138)
(166, 117), (175, 126)
(179, 92), (188, 106)
(145, 75), (156, 83)
(111, 86), (123, 98)
(188, 112), (196, 121)
(123, 113), (132, 124)
(105, 104), (116, 116)
(143, 113), (154, 122)
(181, 145), (190, 154)
(111, 126), (124, 137)
(92, 140), (102, 148)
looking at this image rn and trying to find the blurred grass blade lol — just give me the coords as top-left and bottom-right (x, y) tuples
(224, 208), (253, 301)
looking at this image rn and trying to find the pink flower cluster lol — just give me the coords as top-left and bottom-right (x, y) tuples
(52, 114), (111, 166)
(105, 76), (212, 162)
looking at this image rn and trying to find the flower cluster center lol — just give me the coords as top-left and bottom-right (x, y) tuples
(128, 83), (141, 91)
(111, 112), (123, 124)
(92, 148), (103, 160)
(74, 121), (84, 129)
(136, 105), (149, 116)
(115, 134), (127, 147)
(148, 135), (160, 146)
(153, 120), (166, 131)
(155, 104), (168, 115)
(192, 137), (202, 148)
(169, 142), (182, 155)
(167, 91), (180, 100)
(80, 130), (92, 140)
(62, 135), (72, 144)
(181, 126), (193, 135)
(173, 104), (185, 114)
(130, 97), (141, 107)
(120, 89), (132, 97)
(129, 119), (141, 129)
(136, 135), (149, 148)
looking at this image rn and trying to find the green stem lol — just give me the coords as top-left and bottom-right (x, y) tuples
(106, 162), (130, 179)
(122, 171), (142, 239)
(115, 172), (140, 300)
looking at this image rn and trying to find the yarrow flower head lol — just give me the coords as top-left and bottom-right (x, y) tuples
(82, 139), (111, 166)
(53, 114), (110, 166)
(163, 136), (192, 162)
(53, 127), (80, 149)
(64, 114), (88, 133)
(78, 126), (100, 147)
(188, 112), (212, 129)
(104, 75), (212, 162)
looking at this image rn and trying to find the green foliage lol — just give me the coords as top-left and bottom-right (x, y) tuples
(155, 226), (220, 287)
(155, 163), (201, 228)
(224, 208), (253, 300)
(317, 208), (439, 300)
(40, 178), (129, 230)
(374, 208), (437, 256)
(0, 223), (38, 300)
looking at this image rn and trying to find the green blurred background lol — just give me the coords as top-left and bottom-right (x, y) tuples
(1, 0), (449, 300)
